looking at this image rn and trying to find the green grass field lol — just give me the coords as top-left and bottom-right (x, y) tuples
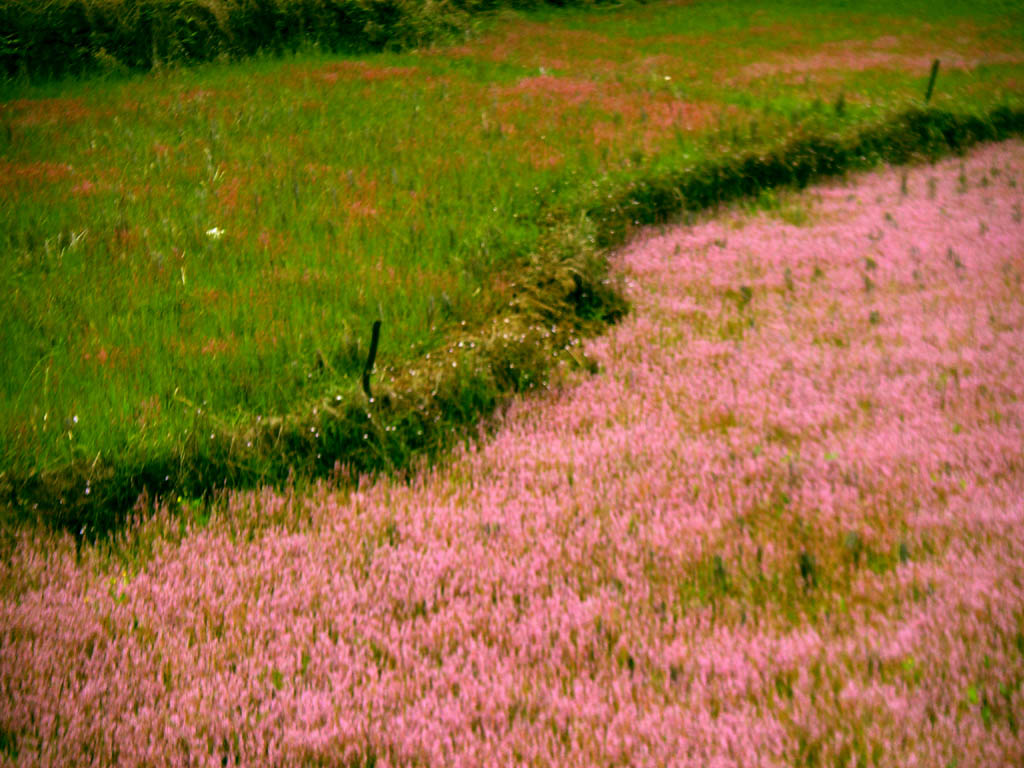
(2, 0), (1022, 530)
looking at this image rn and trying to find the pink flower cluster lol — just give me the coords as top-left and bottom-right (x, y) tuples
(2, 143), (1023, 766)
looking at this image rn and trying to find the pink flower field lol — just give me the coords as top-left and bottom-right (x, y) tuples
(2, 142), (1024, 766)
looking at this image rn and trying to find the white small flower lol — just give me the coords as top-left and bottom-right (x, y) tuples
(206, 227), (225, 239)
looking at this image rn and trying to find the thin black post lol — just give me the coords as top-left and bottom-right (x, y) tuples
(924, 59), (940, 104)
(362, 320), (381, 400)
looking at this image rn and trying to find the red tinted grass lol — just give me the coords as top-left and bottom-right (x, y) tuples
(528, 145), (565, 170)
(491, 72), (715, 150)
(200, 336), (237, 358)
(303, 61), (421, 86)
(349, 200), (379, 218)
(585, 94), (717, 153)
(110, 226), (139, 252)
(497, 75), (599, 106)
(0, 97), (99, 126)
(742, 37), (1024, 80)
(466, 22), (615, 65)
(72, 179), (98, 196)
(0, 160), (74, 185)
(169, 334), (240, 360)
(81, 345), (141, 371)
(215, 176), (244, 215)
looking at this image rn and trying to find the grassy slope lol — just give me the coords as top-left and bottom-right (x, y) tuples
(1, 0), (1022, 529)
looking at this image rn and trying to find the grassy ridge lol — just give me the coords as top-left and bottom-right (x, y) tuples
(585, 106), (1024, 247)
(2, 0), (1023, 534)
(7, 105), (1023, 537)
(0, 0), (623, 80)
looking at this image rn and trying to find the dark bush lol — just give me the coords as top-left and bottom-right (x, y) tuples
(0, 0), (635, 80)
